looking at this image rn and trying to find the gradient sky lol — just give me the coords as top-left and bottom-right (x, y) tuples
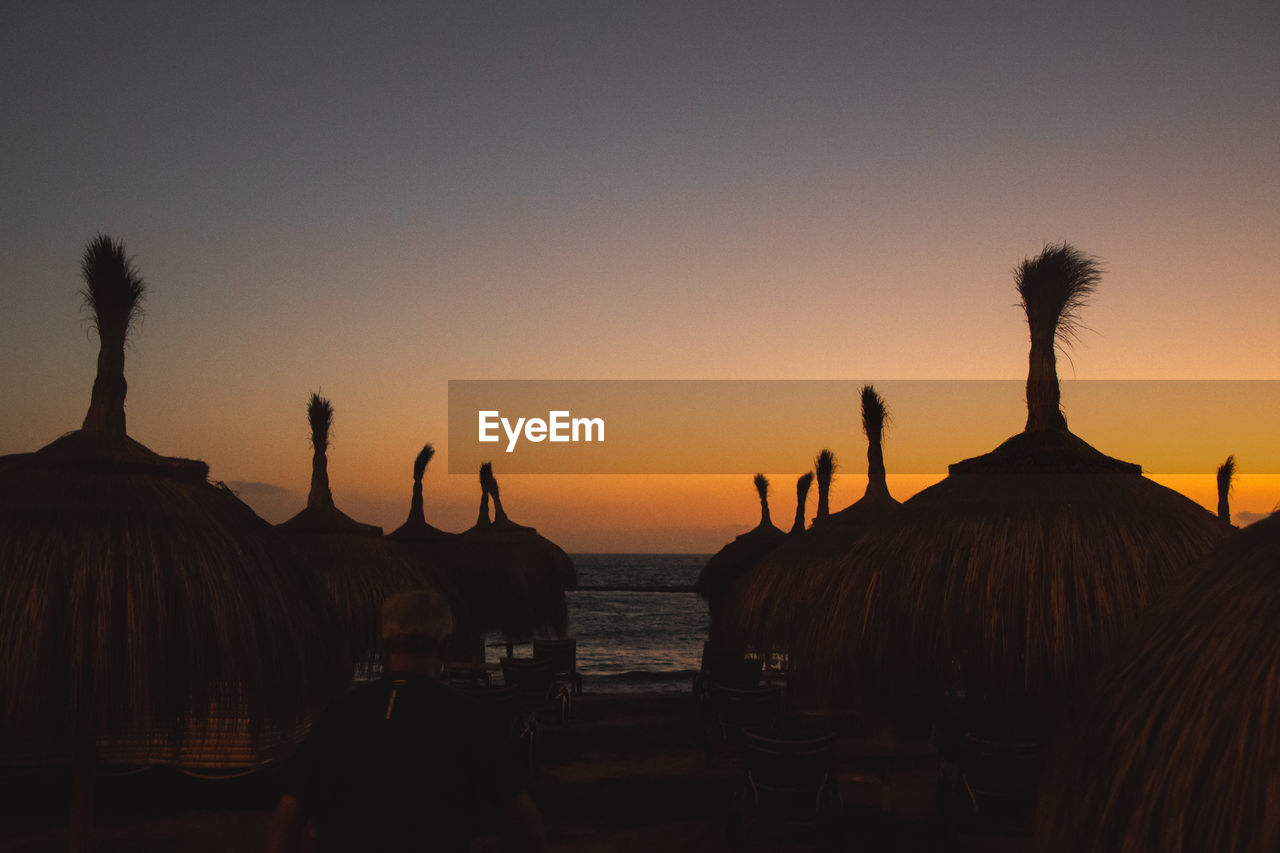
(3, 2), (1278, 551)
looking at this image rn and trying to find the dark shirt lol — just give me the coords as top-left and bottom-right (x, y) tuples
(281, 674), (526, 852)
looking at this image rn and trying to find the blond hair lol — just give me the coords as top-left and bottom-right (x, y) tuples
(381, 590), (453, 655)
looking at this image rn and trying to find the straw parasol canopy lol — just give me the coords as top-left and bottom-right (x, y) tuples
(387, 444), (452, 543)
(385, 444), (479, 655)
(719, 386), (902, 674)
(1036, 510), (1280, 851)
(484, 462), (577, 592)
(0, 236), (334, 847)
(821, 244), (1227, 719)
(697, 473), (787, 644)
(812, 449), (836, 523)
(789, 471), (816, 535)
(1216, 454), (1236, 525)
(450, 463), (573, 645)
(278, 393), (426, 669)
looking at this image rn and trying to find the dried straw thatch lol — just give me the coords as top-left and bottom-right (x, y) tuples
(385, 444), (482, 658)
(483, 462), (577, 591)
(1217, 454), (1236, 525)
(0, 236), (334, 847)
(812, 449), (836, 522)
(450, 463), (573, 644)
(387, 444), (451, 543)
(0, 444), (335, 743)
(789, 471), (815, 535)
(696, 474), (787, 644)
(1037, 510), (1280, 851)
(278, 393), (427, 668)
(813, 245), (1226, 718)
(718, 386), (901, 685)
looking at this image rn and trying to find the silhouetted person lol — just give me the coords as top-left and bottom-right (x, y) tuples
(266, 590), (545, 852)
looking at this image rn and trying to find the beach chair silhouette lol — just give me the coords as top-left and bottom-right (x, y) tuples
(91, 698), (309, 778)
(695, 642), (764, 718)
(729, 728), (840, 845)
(939, 729), (1041, 834)
(457, 683), (537, 773)
(703, 683), (781, 767)
(699, 642), (764, 687)
(442, 661), (491, 689)
(532, 637), (583, 696)
(500, 657), (570, 725)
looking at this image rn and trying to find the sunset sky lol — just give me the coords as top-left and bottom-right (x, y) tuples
(3, 3), (1277, 551)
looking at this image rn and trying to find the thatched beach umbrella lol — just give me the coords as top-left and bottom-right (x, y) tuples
(0, 236), (333, 849)
(789, 471), (816, 535)
(830, 244), (1226, 720)
(719, 386), (902, 676)
(387, 444), (451, 544)
(812, 449), (836, 523)
(1037, 510), (1280, 851)
(830, 387), (900, 524)
(278, 393), (424, 670)
(451, 463), (573, 648)
(385, 444), (481, 659)
(697, 474), (787, 645)
(484, 463), (577, 592)
(1216, 454), (1236, 525)
(704, 471), (813, 647)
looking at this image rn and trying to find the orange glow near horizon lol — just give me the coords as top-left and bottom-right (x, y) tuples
(8, 362), (1273, 554)
(223, 460), (1278, 554)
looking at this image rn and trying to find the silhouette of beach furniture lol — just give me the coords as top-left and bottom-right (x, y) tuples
(443, 661), (492, 689)
(532, 637), (583, 696)
(938, 727), (1041, 835)
(708, 655), (764, 688)
(703, 683), (782, 768)
(729, 728), (840, 846)
(500, 657), (570, 725)
(101, 726), (306, 779)
(694, 642), (764, 712)
(456, 683), (537, 773)
(0, 700), (310, 779)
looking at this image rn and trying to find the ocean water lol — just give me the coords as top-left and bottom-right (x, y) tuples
(564, 554), (709, 693)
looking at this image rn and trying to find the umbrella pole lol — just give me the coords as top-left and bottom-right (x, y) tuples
(69, 728), (96, 853)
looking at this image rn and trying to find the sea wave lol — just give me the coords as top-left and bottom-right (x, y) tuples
(584, 669), (699, 694)
(491, 555), (709, 694)
(571, 585), (697, 593)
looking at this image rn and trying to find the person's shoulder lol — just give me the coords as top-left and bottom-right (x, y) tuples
(415, 680), (507, 730)
(407, 677), (490, 713)
(337, 677), (397, 706)
(313, 677), (401, 723)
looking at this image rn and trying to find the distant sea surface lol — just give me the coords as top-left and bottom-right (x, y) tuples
(561, 554), (708, 694)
